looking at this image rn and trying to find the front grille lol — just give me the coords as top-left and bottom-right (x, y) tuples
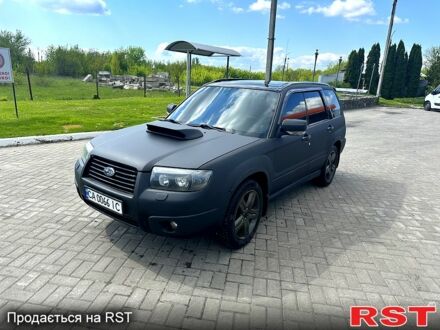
(84, 156), (138, 193)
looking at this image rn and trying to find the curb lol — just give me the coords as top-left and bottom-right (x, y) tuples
(0, 131), (108, 148)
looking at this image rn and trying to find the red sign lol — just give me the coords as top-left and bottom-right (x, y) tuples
(350, 306), (437, 327)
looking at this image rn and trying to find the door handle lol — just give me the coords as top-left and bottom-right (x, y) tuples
(302, 133), (311, 142)
(327, 125), (335, 133)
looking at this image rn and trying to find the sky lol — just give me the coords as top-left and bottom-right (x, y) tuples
(0, 0), (438, 71)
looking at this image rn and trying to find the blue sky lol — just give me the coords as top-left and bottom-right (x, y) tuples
(0, 0), (437, 71)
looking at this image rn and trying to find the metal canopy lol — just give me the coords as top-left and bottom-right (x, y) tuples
(165, 41), (240, 57)
(165, 40), (241, 97)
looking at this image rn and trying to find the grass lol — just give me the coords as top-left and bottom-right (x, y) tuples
(379, 96), (425, 108)
(0, 74), (174, 101)
(0, 75), (184, 138)
(0, 96), (184, 138)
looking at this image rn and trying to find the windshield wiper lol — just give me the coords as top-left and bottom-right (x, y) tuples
(188, 123), (227, 132)
(161, 118), (181, 124)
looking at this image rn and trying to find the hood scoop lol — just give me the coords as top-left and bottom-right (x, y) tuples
(146, 121), (203, 140)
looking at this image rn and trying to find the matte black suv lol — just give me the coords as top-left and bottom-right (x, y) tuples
(75, 80), (346, 248)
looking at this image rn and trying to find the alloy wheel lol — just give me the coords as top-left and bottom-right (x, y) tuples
(233, 190), (260, 240)
(325, 151), (337, 182)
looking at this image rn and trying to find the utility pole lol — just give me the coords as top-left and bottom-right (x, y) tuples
(368, 63), (376, 94)
(376, 0), (398, 97)
(312, 49), (319, 81)
(335, 56), (343, 87)
(264, 0), (277, 86)
(282, 56), (287, 80)
(356, 63), (365, 96)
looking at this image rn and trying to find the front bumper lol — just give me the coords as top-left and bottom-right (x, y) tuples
(74, 159), (225, 236)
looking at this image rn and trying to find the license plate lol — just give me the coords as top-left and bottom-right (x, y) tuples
(84, 187), (123, 215)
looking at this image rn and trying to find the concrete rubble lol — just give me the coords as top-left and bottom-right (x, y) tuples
(83, 71), (178, 92)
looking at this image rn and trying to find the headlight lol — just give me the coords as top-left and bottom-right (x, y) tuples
(150, 167), (212, 192)
(81, 141), (94, 163)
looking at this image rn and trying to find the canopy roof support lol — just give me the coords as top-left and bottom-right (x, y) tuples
(165, 41), (241, 97)
(186, 51), (191, 98)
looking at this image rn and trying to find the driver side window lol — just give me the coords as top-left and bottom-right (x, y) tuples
(281, 93), (306, 121)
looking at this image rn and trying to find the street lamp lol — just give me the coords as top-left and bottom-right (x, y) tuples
(282, 55), (289, 80)
(335, 56), (343, 87)
(312, 49), (319, 82)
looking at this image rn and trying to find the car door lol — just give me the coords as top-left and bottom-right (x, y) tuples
(322, 88), (346, 147)
(303, 91), (333, 172)
(433, 86), (440, 109)
(267, 92), (311, 192)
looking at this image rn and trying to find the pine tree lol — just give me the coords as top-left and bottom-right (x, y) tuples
(381, 43), (396, 99)
(356, 48), (365, 89)
(365, 43), (381, 94)
(392, 40), (407, 98)
(344, 50), (359, 88)
(406, 44), (423, 97)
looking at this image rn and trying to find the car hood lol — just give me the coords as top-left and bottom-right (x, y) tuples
(90, 122), (259, 171)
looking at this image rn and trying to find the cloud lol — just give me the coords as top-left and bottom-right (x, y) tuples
(184, 0), (244, 14)
(298, 0), (375, 20)
(249, 0), (291, 12)
(365, 15), (409, 25)
(231, 6), (244, 13)
(27, 0), (110, 15)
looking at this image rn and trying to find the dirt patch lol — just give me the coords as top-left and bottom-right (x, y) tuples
(63, 124), (83, 132)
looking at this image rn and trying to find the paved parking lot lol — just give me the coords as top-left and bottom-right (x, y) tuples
(0, 106), (440, 329)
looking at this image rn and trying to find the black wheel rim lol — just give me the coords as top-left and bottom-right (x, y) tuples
(234, 190), (260, 240)
(325, 151), (337, 182)
(425, 103), (430, 110)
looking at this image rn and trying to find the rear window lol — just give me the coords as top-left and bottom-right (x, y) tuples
(322, 89), (341, 118)
(304, 91), (329, 124)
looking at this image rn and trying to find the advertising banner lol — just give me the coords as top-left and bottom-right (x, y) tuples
(0, 47), (14, 83)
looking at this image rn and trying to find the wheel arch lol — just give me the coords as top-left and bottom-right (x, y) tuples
(333, 140), (342, 167)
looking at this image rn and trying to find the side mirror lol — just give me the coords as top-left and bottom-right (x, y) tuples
(280, 119), (307, 135)
(166, 103), (177, 114)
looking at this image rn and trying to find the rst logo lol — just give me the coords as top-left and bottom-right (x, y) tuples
(350, 306), (437, 327)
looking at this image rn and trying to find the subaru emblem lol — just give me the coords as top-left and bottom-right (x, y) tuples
(103, 166), (115, 177)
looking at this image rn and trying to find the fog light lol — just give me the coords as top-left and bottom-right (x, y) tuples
(170, 221), (178, 230)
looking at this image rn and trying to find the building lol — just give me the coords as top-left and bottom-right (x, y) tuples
(318, 71), (345, 84)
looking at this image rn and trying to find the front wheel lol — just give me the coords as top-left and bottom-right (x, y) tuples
(424, 101), (431, 111)
(218, 180), (263, 249)
(314, 146), (339, 187)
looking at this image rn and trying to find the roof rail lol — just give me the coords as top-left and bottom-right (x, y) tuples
(210, 78), (246, 83)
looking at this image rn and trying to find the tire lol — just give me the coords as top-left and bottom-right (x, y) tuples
(314, 145), (340, 187)
(424, 101), (431, 111)
(218, 180), (263, 249)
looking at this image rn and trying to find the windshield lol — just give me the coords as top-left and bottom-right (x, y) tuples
(168, 86), (280, 138)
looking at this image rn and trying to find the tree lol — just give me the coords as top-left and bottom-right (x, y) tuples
(358, 48), (365, 72)
(46, 45), (85, 77)
(0, 30), (34, 71)
(425, 46), (440, 88)
(126, 46), (146, 68)
(365, 43), (381, 94)
(405, 44), (423, 97)
(391, 40), (407, 98)
(381, 43), (396, 99)
(344, 50), (359, 88)
(168, 61), (186, 96)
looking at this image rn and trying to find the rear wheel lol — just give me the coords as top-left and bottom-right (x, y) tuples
(218, 180), (263, 249)
(424, 101), (431, 111)
(314, 146), (339, 187)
